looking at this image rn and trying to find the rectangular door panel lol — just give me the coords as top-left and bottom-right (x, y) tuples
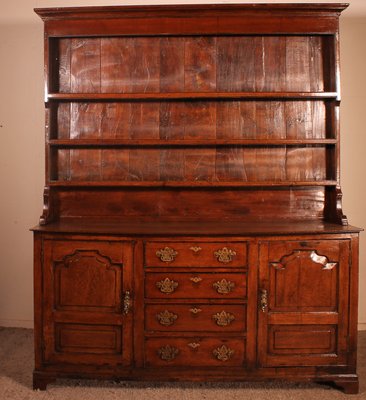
(42, 238), (133, 366)
(258, 239), (350, 367)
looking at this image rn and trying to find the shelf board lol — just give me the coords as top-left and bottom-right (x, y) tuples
(49, 139), (337, 147)
(47, 92), (339, 101)
(49, 180), (338, 188)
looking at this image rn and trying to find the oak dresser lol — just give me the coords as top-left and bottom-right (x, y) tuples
(32, 3), (362, 393)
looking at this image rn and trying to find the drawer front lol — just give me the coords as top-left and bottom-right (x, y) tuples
(145, 272), (247, 299)
(145, 305), (246, 332)
(145, 337), (245, 367)
(145, 242), (247, 267)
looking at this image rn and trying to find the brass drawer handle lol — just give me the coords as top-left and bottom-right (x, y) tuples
(214, 247), (237, 263)
(190, 276), (202, 284)
(213, 345), (234, 362)
(188, 342), (200, 349)
(123, 291), (131, 315)
(190, 246), (202, 253)
(156, 278), (178, 294)
(212, 310), (235, 327)
(156, 310), (178, 326)
(189, 307), (202, 315)
(213, 279), (235, 294)
(156, 246), (178, 263)
(260, 289), (268, 312)
(158, 345), (179, 361)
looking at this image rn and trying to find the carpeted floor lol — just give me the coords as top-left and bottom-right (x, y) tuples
(0, 328), (365, 399)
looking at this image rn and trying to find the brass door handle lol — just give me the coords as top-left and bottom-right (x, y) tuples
(260, 289), (268, 312)
(123, 290), (131, 315)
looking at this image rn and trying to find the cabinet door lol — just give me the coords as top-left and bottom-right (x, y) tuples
(42, 239), (133, 366)
(258, 239), (350, 367)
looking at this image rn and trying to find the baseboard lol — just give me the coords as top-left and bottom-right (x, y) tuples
(359, 323), (366, 331)
(0, 319), (33, 329)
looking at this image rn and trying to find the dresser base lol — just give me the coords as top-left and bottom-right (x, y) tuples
(33, 368), (359, 394)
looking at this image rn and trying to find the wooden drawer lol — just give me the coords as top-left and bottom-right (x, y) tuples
(145, 272), (247, 299)
(145, 337), (246, 367)
(145, 242), (247, 267)
(145, 304), (246, 332)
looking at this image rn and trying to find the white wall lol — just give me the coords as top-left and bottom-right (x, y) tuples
(0, 0), (365, 329)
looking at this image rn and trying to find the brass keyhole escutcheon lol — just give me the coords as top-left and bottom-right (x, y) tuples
(190, 276), (202, 284)
(189, 307), (202, 315)
(187, 342), (200, 350)
(260, 289), (268, 312)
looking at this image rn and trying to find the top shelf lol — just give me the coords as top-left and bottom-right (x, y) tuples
(47, 92), (339, 102)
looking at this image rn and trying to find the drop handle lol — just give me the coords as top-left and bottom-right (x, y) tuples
(123, 290), (131, 315)
(260, 289), (268, 312)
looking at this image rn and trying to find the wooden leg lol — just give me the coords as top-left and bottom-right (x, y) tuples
(333, 379), (359, 395)
(317, 378), (359, 394)
(33, 372), (55, 391)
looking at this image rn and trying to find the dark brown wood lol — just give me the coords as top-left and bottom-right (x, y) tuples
(47, 92), (338, 100)
(144, 241), (247, 268)
(144, 272), (247, 299)
(33, 3), (361, 394)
